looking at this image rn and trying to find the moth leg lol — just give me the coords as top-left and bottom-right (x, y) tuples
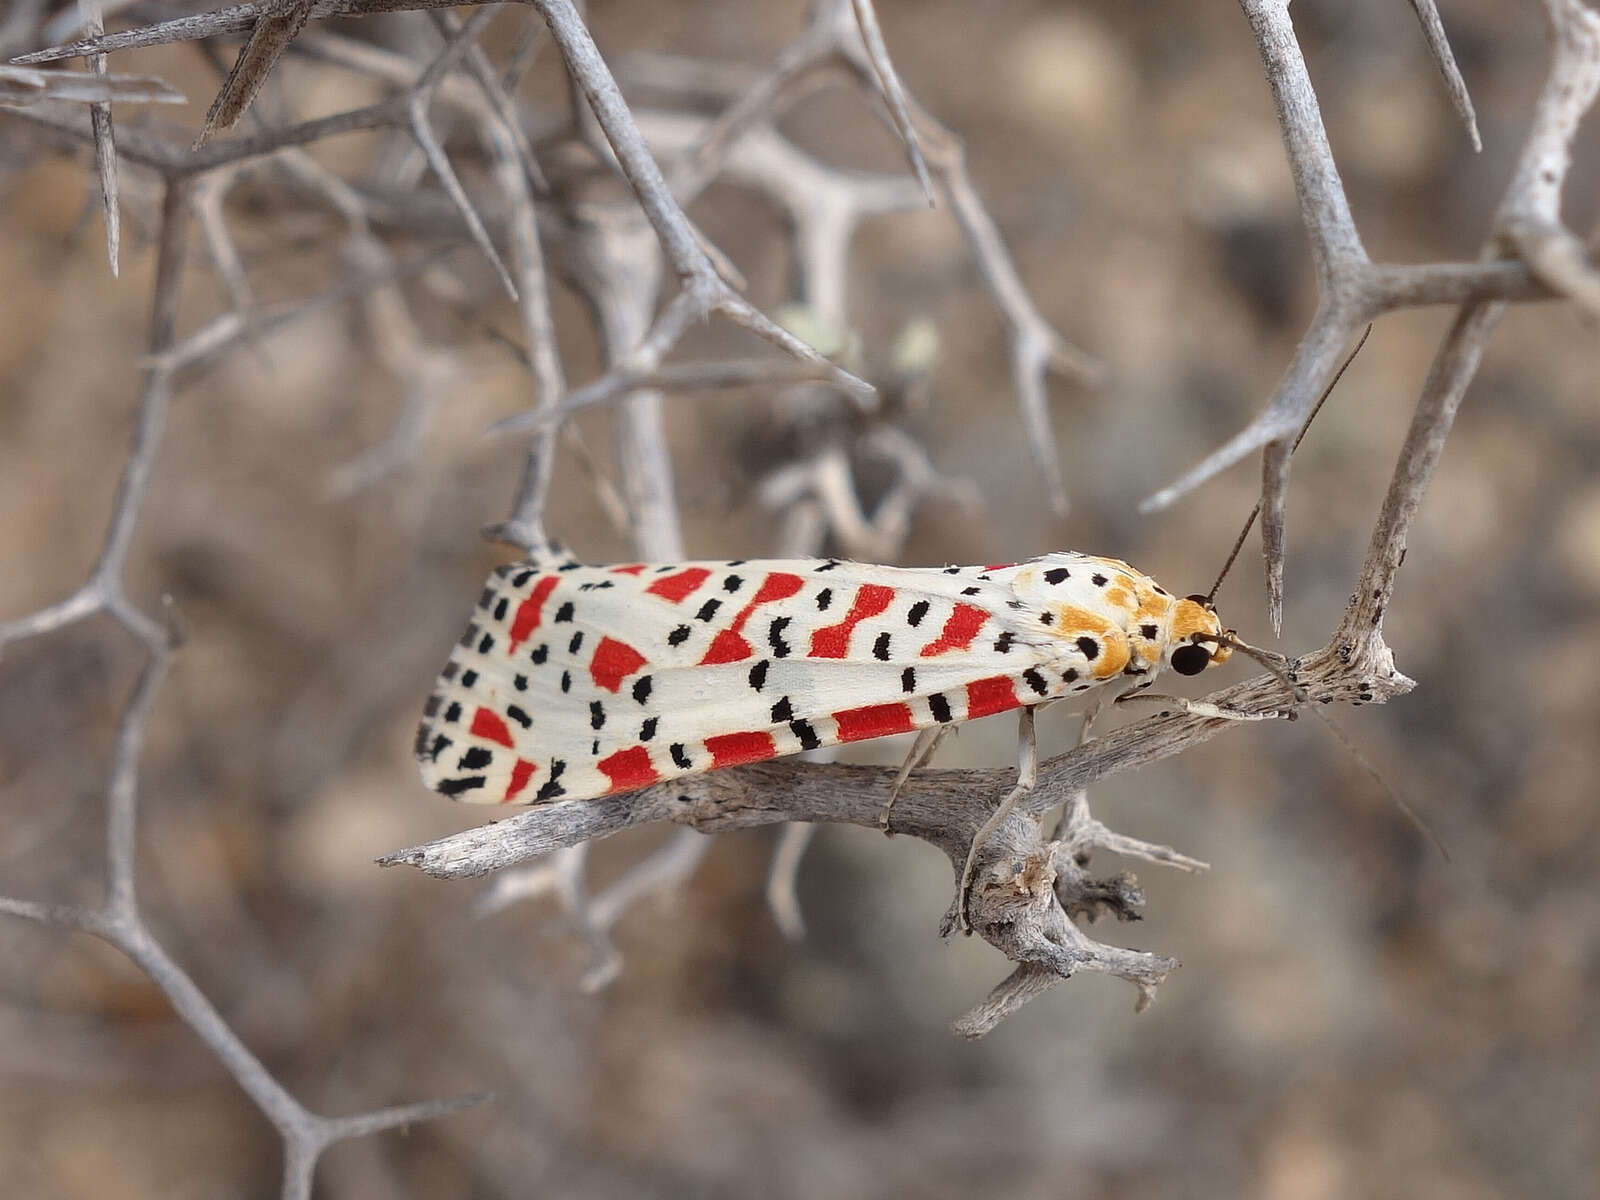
(1114, 690), (1286, 722)
(880, 726), (952, 836)
(1076, 692), (1108, 742)
(951, 706), (1037, 934)
(1044, 695), (1104, 841)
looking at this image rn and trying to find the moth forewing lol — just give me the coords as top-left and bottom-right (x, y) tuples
(415, 552), (1236, 807)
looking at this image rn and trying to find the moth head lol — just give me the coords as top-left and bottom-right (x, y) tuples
(1168, 595), (1233, 676)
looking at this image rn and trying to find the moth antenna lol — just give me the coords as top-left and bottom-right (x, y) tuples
(1205, 325), (1374, 605)
(1307, 707), (1452, 863)
(1198, 632), (1307, 704)
(1197, 633), (1449, 861)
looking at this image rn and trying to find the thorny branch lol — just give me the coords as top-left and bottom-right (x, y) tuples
(1141, 0), (1598, 635)
(1, 0), (1595, 1102)
(386, 0), (1600, 1033)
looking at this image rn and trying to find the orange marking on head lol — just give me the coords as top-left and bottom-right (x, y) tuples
(1170, 598), (1218, 643)
(1170, 599), (1232, 667)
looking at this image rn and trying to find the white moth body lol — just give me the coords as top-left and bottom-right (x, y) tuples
(416, 551), (1233, 805)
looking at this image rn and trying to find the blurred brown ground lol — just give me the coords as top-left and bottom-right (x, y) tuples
(2, 1), (1598, 1197)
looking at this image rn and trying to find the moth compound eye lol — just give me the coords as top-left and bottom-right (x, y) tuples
(1185, 594), (1210, 606)
(1171, 643), (1212, 676)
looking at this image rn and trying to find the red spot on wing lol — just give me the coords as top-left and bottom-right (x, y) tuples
(705, 730), (778, 768)
(700, 630), (752, 664)
(834, 702), (916, 743)
(646, 566), (712, 603)
(809, 584), (895, 658)
(749, 571), (807, 605)
(919, 603), (989, 657)
(982, 563), (1015, 571)
(610, 564), (647, 575)
(698, 571), (805, 665)
(470, 707), (515, 748)
(599, 746), (660, 792)
(965, 676), (1020, 719)
(504, 758), (537, 802)
(589, 636), (648, 692)
(507, 575), (559, 654)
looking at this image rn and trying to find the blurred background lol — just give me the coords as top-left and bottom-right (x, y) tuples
(2, 0), (1598, 1196)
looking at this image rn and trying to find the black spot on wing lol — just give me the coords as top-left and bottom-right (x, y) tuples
(437, 775), (487, 797)
(770, 696), (794, 722)
(560, 670), (571, 693)
(929, 694), (953, 723)
(506, 705), (532, 729)
(671, 743), (691, 770)
(993, 631), (1015, 654)
(724, 574), (744, 592)
(477, 632), (495, 654)
(1023, 668), (1048, 695)
(640, 716), (658, 741)
(633, 675), (653, 704)
(511, 569), (535, 587)
(568, 631), (584, 654)
(873, 631), (891, 661)
(768, 616), (792, 658)
(790, 720), (821, 750)
(1140, 624), (1158, 640)
(492, 595), (508, 621)
(907, 600), (930, 627)
(443, 701), (462, 723)
(554, 601), (574, 622)
(1076, 637), (1100, 660)
(667, 625), (691, 647)
(460, 669), (478, 688)
(1044, 567), (1070, 585)
(696, 598), (721, 621)
(459, 747), (493, 771)
(749, 660), (769, 691)
(589, 701), (605, 730)
(901, 667), (916, 693)
(1091, 574), (1108, 587)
